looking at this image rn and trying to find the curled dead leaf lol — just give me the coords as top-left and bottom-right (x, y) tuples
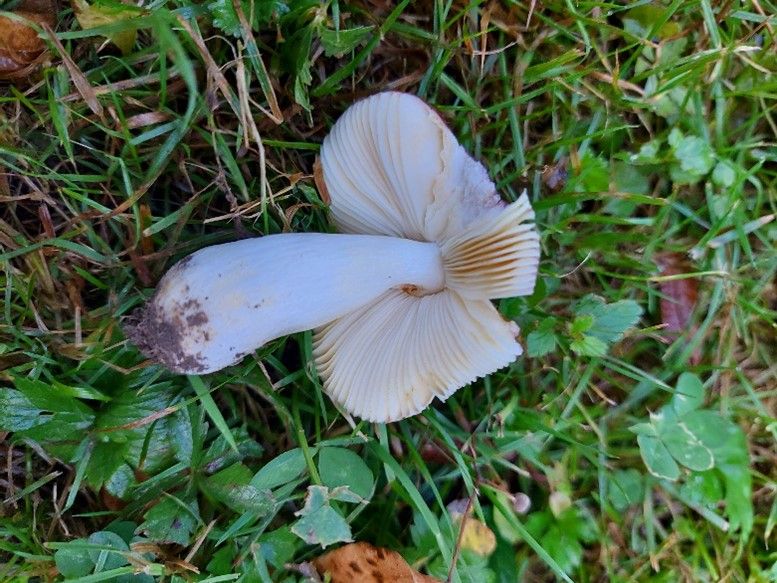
(0, 9), (53, 81)
(313, 156), (330, 205)
(313, 542), (441, 583)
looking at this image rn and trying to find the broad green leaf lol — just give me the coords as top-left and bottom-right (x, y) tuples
(524, 508), (595, 574)
(679, 471), (723, 509)
(575, 295), (643, 343)
(557, 507), (597, 543)
(54, 544), (94, 578)
(672, 373), (705, 415)
(570, 315), (594, 336)
(139, 497), (199, 546)
(720, 462), (753, 539)
(319, 26), (373, 57)
(712, 160), (736, 187)
(259, 526), (299, 569)
(660, 423), (714, 472)
(105, 521), (138, 544)
(281, 24), (314, 109)
(208, 0), (286, 36)
(85, 440), (129, 490)
(669, 131), (715, 183)
(631, 140), (661, 164)
(526, 318), (557, 358)
(206, 545), (236, 576)
(613, 161), (650, 196)
(251, 448), (307, 490)
(318, 447), (374, 500)
(629, 422), (658, 437)
(608, 469), (644, 511)
(203, 463), (274, 515)
(409, 509), (438, 553)
(50, 381), (110, 402)
(673, 135), (715, 176)
(626, 4), (682, 37)
(0, 389), (44, 431)
(104, 463), (136, 499)
(95, 384), (178, 472)
(208, 0), (243, 36)
(201, 426), (264, 474)
(169, 406), (194, 465)
(682, 410), (752, 537)
(87, 531), (129, 571)
(293, 505), (352, 548)
(14, 377), (93, 417)
(291, 485), (352, 547)
(574, 153), (609, 193)
(328, 485), (364, 504)
(682, 410), (746, 458)
(570, 335), (608, 357)
(636, 434), (680, 481)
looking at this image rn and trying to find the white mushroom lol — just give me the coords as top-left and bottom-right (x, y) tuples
(125, 91), (540, 422)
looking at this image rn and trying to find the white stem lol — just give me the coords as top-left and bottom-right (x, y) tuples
(128, 233), (444, 374)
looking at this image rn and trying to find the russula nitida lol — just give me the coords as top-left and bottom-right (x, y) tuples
(125, 92), (540, 422)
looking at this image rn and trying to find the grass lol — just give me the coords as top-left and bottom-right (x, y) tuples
(0, 0), (775, 581)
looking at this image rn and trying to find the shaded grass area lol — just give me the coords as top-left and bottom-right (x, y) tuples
(1, 0), (775, 581)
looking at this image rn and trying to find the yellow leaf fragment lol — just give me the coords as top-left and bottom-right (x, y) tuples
(453, 513), (497, 557)
(313, 542), (441, 583)
(71, 0), (141, 55)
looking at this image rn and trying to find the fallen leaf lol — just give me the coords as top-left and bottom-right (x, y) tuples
(541, 157), (568, 192)
(655, 252), (699, 333)
(313, 156), (330, 205)
(457, 517), (496, 556)
(0, 9), (53, 80)
(313, 542), (441, 583)
(655, 252), (701, 364)
(71, 0), (142, 55)
(448, 502), (497, 558)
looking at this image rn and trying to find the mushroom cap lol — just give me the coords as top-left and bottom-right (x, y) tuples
(316, 92), (540, 422)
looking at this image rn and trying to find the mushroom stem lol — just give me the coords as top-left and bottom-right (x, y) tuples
(124, 233), (445, 374)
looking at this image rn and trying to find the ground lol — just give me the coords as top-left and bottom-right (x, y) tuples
(0, 1), (775, 582)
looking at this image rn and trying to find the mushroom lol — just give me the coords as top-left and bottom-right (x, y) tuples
(125, 92), (540, 422)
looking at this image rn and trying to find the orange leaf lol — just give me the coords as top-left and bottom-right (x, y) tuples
(0, 9), (52, 80)
(313, 542), (441, 583)
(313, 156), (330, 205)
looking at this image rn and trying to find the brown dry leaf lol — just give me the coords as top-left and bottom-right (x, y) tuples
(655, 252), (701, 364)
(541, 157), (568, 192)
(313, 542), (441, 583)
(313, 156), (330, 205)
(0, 9), (53, 80)
(655, 252), (699, 333)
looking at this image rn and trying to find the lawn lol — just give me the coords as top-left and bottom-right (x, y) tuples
(0, 0), (775, 581)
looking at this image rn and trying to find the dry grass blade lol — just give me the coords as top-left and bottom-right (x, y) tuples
(42, 22), (103, 116)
